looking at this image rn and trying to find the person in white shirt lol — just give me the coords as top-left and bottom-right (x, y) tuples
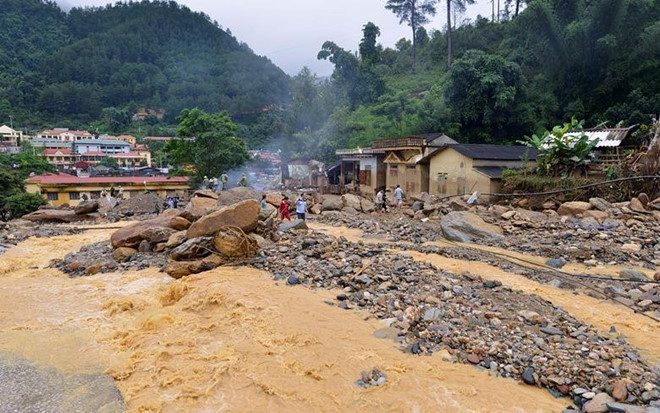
(296, 193), (307, 220)
(376, 189), (384, 212)
(394, 185), (404, 208)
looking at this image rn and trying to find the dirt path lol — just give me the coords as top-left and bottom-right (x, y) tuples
(309, 222), (660, 363)
(0, 226), (567, 412)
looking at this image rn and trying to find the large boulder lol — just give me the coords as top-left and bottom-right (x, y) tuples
(140, 227), (177, 245)
(111, 209), (180, 248)
(259, 203), (277, 221)
(186, 199), (260, 239)
(361, 198), (375, 213)
(116, 192), (163, 215)
(170, 237), (213, 261)
(278, 219), (308, 232)
(182, 196), (218, 221)
(166, 231), (188, 249)
(74, 201), (98, 215)
(193, 189), (218, 200)
(169, 216), (191, 231)
(441, 212), (504, 243)
(321, 195), (343, 211)
(342, 194), (362, 211)
(164, 260), (207, 279)
(557, 201), (592, 216)
(217, 187), (260, 206)
(265, 193), (283, 207)
(213, 228), (256, 258)
(629, 197), (647, 213)
(589, 197), (612, 212)
(23, 209), (94, 223)
(112, 247), (137, 263)
(97, 196), (119, 215)
(514, 209), (548, 224)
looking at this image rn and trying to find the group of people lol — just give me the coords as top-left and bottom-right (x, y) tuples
(100, 185), (124, 199)
(165, 196), (180, 209)
(260, 193), (308, 222)
(202, 173), (246, 192)
(376, 185), (404, 212)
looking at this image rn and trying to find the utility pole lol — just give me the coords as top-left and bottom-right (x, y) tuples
(9, 114), (13, 130)
(492, 0), (495, 21)
(497, 0), (500, 22)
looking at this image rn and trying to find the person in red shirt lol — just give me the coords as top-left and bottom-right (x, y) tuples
(278, 196), (291, 221)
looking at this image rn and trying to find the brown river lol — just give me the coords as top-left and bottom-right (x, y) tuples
(0, 222), (657, 412)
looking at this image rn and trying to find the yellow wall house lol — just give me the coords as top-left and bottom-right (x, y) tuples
(427, 144), (537, 200)
(372, 133), (457, 195)
(25, 173), (190, 207)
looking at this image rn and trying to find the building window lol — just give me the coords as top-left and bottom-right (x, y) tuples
(69, 192), (80, 200)
(90, 191), (101, 199)
(406, 165), (416, 170)
(389, 166), (398, 177)
(47, 192), (59, 201)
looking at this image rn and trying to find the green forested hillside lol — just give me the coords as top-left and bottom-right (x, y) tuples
(0, 0), (289, 127)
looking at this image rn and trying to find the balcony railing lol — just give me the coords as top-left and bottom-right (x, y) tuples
(371, 137), (426, 149)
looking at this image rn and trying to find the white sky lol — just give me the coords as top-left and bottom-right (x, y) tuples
(56, 0), (494, 76)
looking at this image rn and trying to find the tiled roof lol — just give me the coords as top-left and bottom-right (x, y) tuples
(43, 149), (73, 155)
(25, 174), (189, 185)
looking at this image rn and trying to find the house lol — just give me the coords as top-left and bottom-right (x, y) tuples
(74, 139), (131, 155)
(427, 144), (537, 199)
(562, 126), (638, 170)
(25, 173), (190, 207)
(334, 147), (386, 195)
(372, 133), (457, 194)
(42, 149), (76, 168)
(36, 128), (94, 141)
(0, 125), (22, 153)
(29, 138), (72, 151)
(112, 151), (151, 168)
(100, 134), (137, 145)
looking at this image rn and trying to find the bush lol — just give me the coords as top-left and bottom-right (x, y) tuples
(0, 192), (47, 220)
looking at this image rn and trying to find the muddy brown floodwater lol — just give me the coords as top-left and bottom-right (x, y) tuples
(0, 225), (573, 412)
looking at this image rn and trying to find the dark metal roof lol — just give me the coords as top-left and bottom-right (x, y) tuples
(474, 166), (509, 179)
(448, 144), (537, 161)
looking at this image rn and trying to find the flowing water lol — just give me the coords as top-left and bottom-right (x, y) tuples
(0, 223), (656, 412)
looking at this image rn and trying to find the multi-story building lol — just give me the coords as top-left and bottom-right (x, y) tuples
(0, 125), (22, 153)
(74, 139), (131, 155)
(100, 134), (137, 145)
(36, 128), (95, 141)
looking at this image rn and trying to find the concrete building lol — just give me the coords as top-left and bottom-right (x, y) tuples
(372, 133), (457, 195)
(0, 125), (22, 153)
(43, 149), (76, 168)
(334, 147), (386, 196)
(36, 128), (94, 141)
(74, 139), (131, 155)
(427, 144), (537, 199)
(25, 173), (190, 207)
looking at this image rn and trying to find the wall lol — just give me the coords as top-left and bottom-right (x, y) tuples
(429, 149), (489, 197)
(26, 183), (189, 207)
(385, 163), (426, 195)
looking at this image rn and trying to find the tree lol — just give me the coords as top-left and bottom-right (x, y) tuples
(0, 161), (47, 220)
(99, 157), (118, 168)
(446, 0), (475, 68)
(385, 0), (437, 71)
(359, 22), (382, 65)
(173, 108), (250, 180)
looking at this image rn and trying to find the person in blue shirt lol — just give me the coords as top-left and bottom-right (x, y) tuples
(296, 193), (307, 221)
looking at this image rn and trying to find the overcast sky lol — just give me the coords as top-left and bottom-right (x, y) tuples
(56, 0), (494, 76)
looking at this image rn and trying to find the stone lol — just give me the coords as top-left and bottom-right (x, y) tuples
(466, 354), (481, 364)
(361, 198), (375, 213)
(501, 211), (516, 220)
(265, 193), (283, 207)
(309, 203), (322, 215)
(259, 203), (277, 221)
(517, 310), (545, 324)
(612, 380), (628, 402)
(342, 206), (359, 215)
(287, 275), (300, 285)
(589, 197), (612, 212)
(278, 219), (308, 232)
(540, 326), (563, 335)
(213, 228), (256, 258)
(441, 212), (504, 243)
(164, 260), (207, 279)
(557, 201), (592, 216)
(542, 201), (556, 210)
(638, 193), (650, 205)
(169, 216), (191, 231)
(111, 209), (180, 248)
(621, 243), (641, 253)
(321, 195), (344, 211)
(448, 199), (469, 211)
(247, 233), (271, 248)
(183, 195), (218, 221)
(604, 402), (646, 413)
(583, 393), (615, 413)
(341, 194), (362, 211)
(139, 227), (176, 245)
(74, 201), (98, 215)
(170, 237), (213, 261)
(97, 196), (119, 215)
(193, 189), (219, 200)
(116, 192), (163, 215)
(522, 367), (535, 385)
(515, 209), (548, 224)
(583, 210), (610, 221)
(618, 269), (647, 281)
(112, 247), (137, 262)
(629, 198), (646, 213)
(412, 201), (424, 211)
(22, 209), (94, 223)
(546, 258), (566, 269)
(166, 231), (188, 249)
(216, 187), (260, 206)
(187, 200), (260, 239)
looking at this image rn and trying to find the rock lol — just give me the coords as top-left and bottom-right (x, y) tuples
(522, 367), (535, 385)
(259, 203), (277, 221)
(265, 193), (283, 207)
(546, 258), (566, 269)
(501, 211), (516, 220)
(139, 227), (176, 245)
(170, 237), (213, 261)
(604, 402), (646, 413)
(183, 195), (218, 221)
(412, 201), (424, 211)
(557, 201), (592, 216)
(361, 198), (375, 213)
(467, 354), (481, 364)
(111, 209), (180, 248)
(213, 228), (255, 258)
(111, 247), (137, 262)
(618, 269), (647, 281)
(590, 198), (612, 212)
(247, 233), (271, 248)
(441, 212), (504, 243)
(164, 260), (207, 279)
(637, 193), (649, 205)
(138, 239), (152, 253)
(287, 275), (300, 285)
(629, 198), (646, 213)
(278, 219), (308, 232)
(187, 199), (260, 239)
(309, 204), (322, 215)
(22, 209), (94, 223)
(217, 187), (260, 206)
(342, 194), (362, 211)
(202, 254), (226, 269)
(169, 216), (191, 231)
(342, 206), (359, 215)
(97, 196), (118, 215)
(74, 201), (98, 215)
(542, 201), (556, 210)
(540, 326), (563, 335)
(515, 209), (548, 224)
(193, 189), (218, 200)
(166, 231), (188, 249)
(116, 192), (163, 215)
(584, 210), (610, 221)
(612, 381), (628, 402)
(583, 393), (615, 413)
(321, 195), (344, 211)
(621, 244), (641, 253)
(517, 310), (545, 324)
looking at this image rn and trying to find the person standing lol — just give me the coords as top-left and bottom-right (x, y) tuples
(221, 173), (228, 191)
(278, 196), (291, 221)
(261, 194), (268, 210)
(375, 189), (384, 212)
(118, 185), (124, 200)
(201, 176), (209, 189)
(394, 185), (404, 208)
(296, 193), (307, 221)
(110, 186), (116, 198)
